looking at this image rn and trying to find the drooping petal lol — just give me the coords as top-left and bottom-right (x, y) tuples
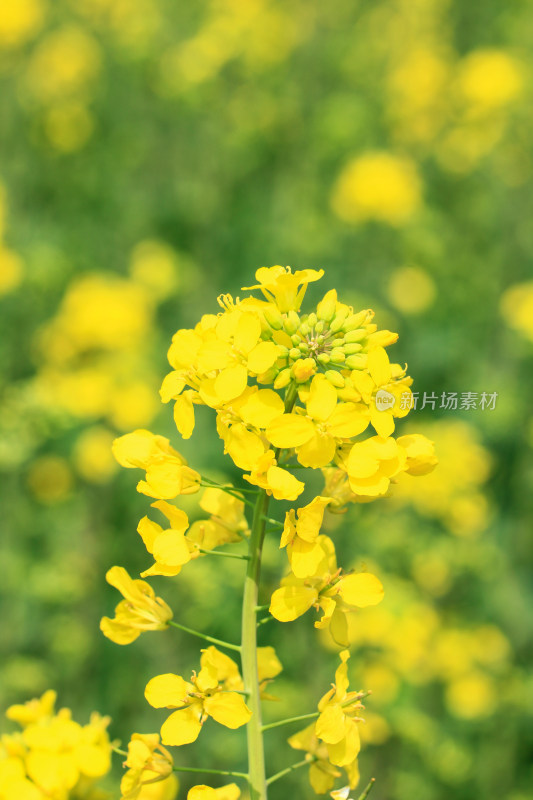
(296, 496), (331, 542)
(152, 531), (192, 568)
(160, 705), (203, 746)
(288, 538), (328, 579)
(174, 392), (195, 439)
(160, 371), (186, 403)
(203, 692), (252, 729)
(223, 424), (266, 471)
(265, 466), (305, 501)
(339, 573), (384, 608)
(367, 346), (392, 386)
(269, 585), (318, 622)
(315, 704), (346, 744)
(307, 375), (338, 422)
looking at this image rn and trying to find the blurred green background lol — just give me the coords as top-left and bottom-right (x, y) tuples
(1, 0), (533, 798)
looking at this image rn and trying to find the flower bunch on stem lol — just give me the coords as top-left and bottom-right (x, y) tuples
(103, 267), (437, 800)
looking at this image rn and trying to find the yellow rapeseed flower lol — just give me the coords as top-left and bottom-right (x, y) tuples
(280, 496), (331, 578)
(187, 785), (240, 800)
(137, 501), (199, 577)
(315, 651), (365, 767)
(270, 536), (384, 646)
(120, 733), (176, 800)
(242, 266), (324, 312)
(145, 647), (251, 746)
(100, 566), (173, 644)
(187, 488), (249, 550)
(112, 430), (200, 499)
(288, 723), (345, 794)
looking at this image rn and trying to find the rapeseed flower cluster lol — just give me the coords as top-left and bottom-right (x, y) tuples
(103, 268), (436, 798)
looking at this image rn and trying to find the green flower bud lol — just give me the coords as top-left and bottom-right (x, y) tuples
(285, 311), (301, 334)
(298, 342), (309, 353)
(345, 328), (367, 343)
(344, 343), (363, 355)
(274, 368), (292, 389)
(329, 308), (349, 332)
(346, 354), (368, 369)
(317, 289), (338, 322)
(315, 320), (325, 334)
(325, 370), (345, 388)
(316, 334), (325, 344)
(330, 348), (346, 364)
(289, 347), (301, 360)
(291, 333), (302, 346)
(343, 310), (369, 331)
(307, 312), (318, 328)
(263, 306), (284, 330)
(299, 322), (310, 337)
(317, 353), (330, 365)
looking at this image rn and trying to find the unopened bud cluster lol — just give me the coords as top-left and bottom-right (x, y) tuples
(266, 290), (397, 390)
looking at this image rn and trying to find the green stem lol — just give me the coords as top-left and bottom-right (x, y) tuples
(173, 765), (249, 780)
(199, 548), (250, 561)
(240, 382), (297, 800)
(266, 757), (311, 786)
(241, 489), (270, 800)
(262, 711), (318, 731)
(357, 778), (376, 799)
(168, 620), (241, 653)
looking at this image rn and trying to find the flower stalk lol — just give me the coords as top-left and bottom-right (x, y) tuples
(241, 488), (271, 799)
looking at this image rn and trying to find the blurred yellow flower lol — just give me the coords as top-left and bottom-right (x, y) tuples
(44, 102), (94, 152)
(393, 421), (490, 536)
(500, 281), (533, 342)
(0, 246), (24, 296)
(388, 49), (449, 143)
(0, 0), (45, 48)
(73, 425), (117, 483)
(38, 274), (152, 357)
(387, 266), (436, 314)
(457, 49), (523, 112)
(3, 691), (112, 798)
(331, 152), (422, 225)
(130, 240), (180, 300)
(445, 671), (497, 719)
(26, 455), (73, 504)
(24, 25), (101, 101)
